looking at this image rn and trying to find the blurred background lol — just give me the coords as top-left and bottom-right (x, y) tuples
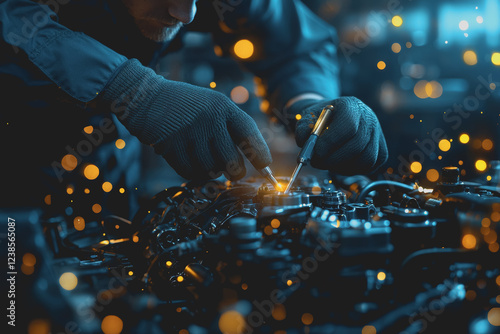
(143, 0), (500, 194)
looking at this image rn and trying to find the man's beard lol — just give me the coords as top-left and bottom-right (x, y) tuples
(135, 19), (183, 42)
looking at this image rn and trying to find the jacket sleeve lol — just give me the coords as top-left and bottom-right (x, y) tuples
(200, 0), (340, 111)
(0, 0), (127, 102)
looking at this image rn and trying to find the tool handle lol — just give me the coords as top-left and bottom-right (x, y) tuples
(297, 134), (318, 165)
(311, 105), (334, 136)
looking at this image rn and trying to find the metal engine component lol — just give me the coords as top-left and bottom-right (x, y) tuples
(25, 167), (500, 334)
(262, 192), (310, 207)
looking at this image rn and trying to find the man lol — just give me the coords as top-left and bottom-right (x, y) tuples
(0, 0), (388, 218)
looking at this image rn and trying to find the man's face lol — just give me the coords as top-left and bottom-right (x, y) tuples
(122, 0), (198, 42)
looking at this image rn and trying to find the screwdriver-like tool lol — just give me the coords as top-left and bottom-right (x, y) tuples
(258, 166), (282, 191)
(283, 105), (334, 194)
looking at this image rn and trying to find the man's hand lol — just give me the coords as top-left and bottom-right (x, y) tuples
(100, 59), (272, 180)
(291, 97), (388, 175)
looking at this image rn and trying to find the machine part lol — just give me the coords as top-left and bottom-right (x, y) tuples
(345, 203), (377, 221)
(441, 166), (460, 183)
(382, 206), (430, 223)
(320, 190), (347, 210)
(183, 263), (214, 286)
(225, 217), (262, 252)
(27, 170), (500, 334)
(258, 166), (282, 190)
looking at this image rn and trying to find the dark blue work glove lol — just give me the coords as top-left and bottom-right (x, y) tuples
(100, 59), (271, 180)
(289, 97), (388, 175)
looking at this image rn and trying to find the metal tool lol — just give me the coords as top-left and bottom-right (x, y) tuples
(284, 105), (334, 194)
(258, 166), (282, 191)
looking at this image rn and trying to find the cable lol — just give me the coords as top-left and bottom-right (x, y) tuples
(357, 180), (414, 202)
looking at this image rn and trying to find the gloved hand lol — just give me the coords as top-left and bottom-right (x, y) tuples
(289, 97), (388, 175)
(100, 59), (271, 180)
